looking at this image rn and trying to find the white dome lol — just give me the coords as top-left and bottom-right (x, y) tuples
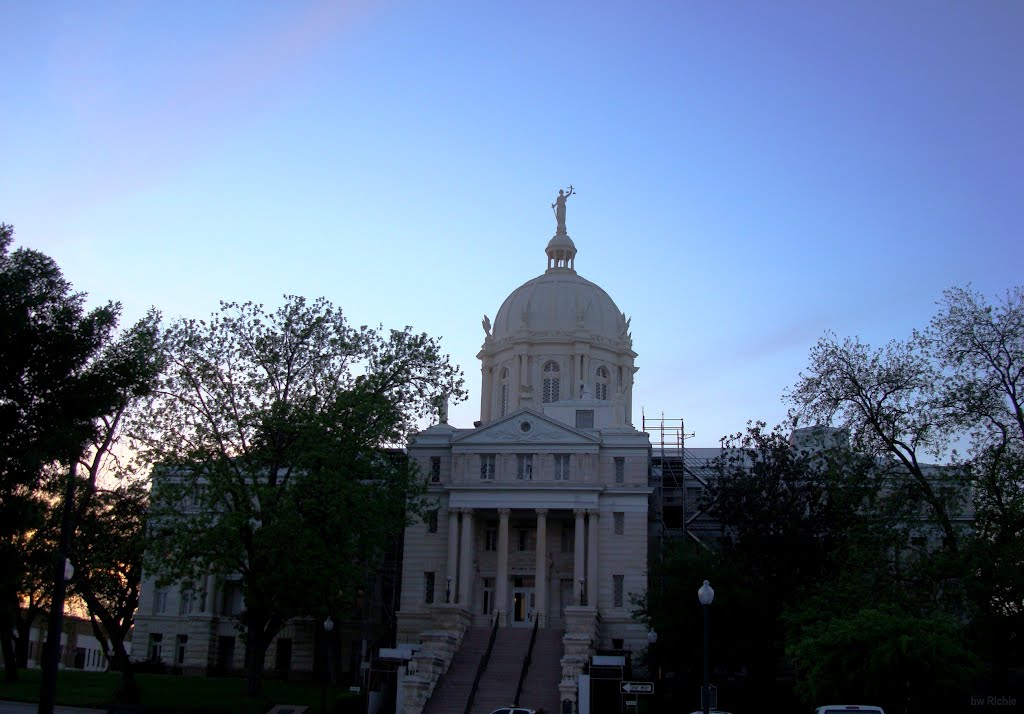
(491, 269), (629, 347)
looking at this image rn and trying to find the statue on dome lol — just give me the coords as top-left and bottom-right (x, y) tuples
(551, 185), (575, 233)
(482, 314), (492, 337)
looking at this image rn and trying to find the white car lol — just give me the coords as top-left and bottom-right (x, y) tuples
(815, 706), (886, 714)
(488, 708), (538, 714)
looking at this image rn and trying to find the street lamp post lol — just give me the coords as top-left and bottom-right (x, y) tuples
(321, 616), (334, 714)
(698, 580), (715, 714)
(647, 628), (659, 704)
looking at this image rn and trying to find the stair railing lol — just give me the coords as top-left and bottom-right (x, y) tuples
(463, 611), (500, 714)
(513, 614), (540, 706)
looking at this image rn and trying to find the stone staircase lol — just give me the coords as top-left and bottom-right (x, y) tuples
(470, 628), (534, 713)
(423, 626), (492, 714)
(422, 625), (565, 714)
(516, 628), (564, 714)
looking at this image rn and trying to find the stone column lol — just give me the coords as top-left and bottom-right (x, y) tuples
(496, 508), (510, 625)
(458, 508), (475, 606)
(573, 508), (586, 605)
(587, 509), (599, 609)
(535, 509), (548, 627)
(446, 509), (459, 603)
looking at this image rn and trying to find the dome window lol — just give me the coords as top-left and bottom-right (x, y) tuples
(542, 361), (561, 403)
(595, 366), (610, 400)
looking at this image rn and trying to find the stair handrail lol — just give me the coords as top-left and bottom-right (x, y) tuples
(463, 611), (500, 714)
(513, 614), (540, 706)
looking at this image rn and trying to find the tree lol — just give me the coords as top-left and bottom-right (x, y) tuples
(70, 479), (148, 700)
(703, 424), (889, 694)
(0, 223), (156, 683)
(786, 603), (982, 714)
(132, 296), (465, 696)
(787, 284), (1024, 686)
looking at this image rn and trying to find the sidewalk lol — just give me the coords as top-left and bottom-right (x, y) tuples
(0, 703), (107, 714)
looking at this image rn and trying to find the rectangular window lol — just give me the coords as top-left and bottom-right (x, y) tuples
(424, 572), (435, 604)
(176, 635), (188, 665)
(614, 512), (625, 535)
(560, 524), (574, 553)
(179, 588), (193, 615)
(575, 409), (594, 428)
(485, 523), (498, 551)
(479, 454), (496, 480)
(517, 454), (533, 480)
(613, 574), (624, 608)
(554, 454), (571, 481)
(148, 633), (163, 662)
(153, 587), (168, 615)
(614, 457), (625, 484)
(430, 456), (441, 483)
(427, 509), (438, 533)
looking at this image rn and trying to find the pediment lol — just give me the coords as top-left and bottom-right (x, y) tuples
(451, 408), (600, 446)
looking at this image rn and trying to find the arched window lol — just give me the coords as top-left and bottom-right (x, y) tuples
(542, 361), (560, 403)
(500, 367), (509, 416)
(595, 366), (609, 400)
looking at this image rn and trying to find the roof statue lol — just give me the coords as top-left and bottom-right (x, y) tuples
(551, 185), (575, 234)
(482, 314), (491, 337)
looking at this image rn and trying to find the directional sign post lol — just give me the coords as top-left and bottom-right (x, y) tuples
(620, 681), (654, 695)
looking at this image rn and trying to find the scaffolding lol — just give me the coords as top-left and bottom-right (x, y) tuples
(643, 412), (715, 549)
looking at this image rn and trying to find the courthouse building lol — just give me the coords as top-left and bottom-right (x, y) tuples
(394, 197), (653, 711)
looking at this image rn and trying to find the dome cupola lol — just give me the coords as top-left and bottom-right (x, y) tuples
(478, 189), (637, 428)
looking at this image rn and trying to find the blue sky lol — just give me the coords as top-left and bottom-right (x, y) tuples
(3, 1), (1022, 445)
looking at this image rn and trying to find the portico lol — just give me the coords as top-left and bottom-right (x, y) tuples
(442, 499), (604, 628)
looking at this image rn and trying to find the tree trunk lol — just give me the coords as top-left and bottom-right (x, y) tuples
(15, 615), (33, 669)
(243, 626), (268, 697)
(112, 638), (139, 703)
(38, 465), (77, 714)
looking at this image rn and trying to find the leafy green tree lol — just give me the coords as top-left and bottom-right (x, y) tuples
(132, 296), (465, 696)
(703, 424), (889, 691)
(788, 285), (1024, 684)
(0, 224), (161, 693)
(786, 602), (982, 714)
(70, 478), (148, 699)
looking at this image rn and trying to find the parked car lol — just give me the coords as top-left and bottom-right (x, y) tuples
(487, 708), (538, 714)
(815, 706), (885, 714)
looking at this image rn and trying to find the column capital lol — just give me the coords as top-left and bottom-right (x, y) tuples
(497, 508), (511, 517)
(457, 507), (475, 515)
(573, 508), (588, 518)
(535, 508), (549, 517)
(586, 508), (600, 518)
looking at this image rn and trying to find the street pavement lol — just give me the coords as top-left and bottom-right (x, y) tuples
(0, 703), (107, 714)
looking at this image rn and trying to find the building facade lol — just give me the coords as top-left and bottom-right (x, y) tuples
(395, 212), (653, 711)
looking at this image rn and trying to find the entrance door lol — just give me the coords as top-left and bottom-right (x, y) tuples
(511, 587), (535, 626)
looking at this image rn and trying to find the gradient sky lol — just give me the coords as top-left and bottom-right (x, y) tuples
(3, 1), (1022, 446)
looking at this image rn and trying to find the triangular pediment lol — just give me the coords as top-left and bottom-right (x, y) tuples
(451, 408), (601, 446)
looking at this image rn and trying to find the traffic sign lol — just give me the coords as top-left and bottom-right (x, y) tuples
(620, 681), (654, 694)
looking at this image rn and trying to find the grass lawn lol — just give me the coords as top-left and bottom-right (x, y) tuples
(0, 669), (359, 713)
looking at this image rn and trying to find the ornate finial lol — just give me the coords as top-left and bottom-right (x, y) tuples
(550, 185), (575, 234)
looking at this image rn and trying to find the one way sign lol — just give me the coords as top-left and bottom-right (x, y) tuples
(620, 681), (654, 694)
